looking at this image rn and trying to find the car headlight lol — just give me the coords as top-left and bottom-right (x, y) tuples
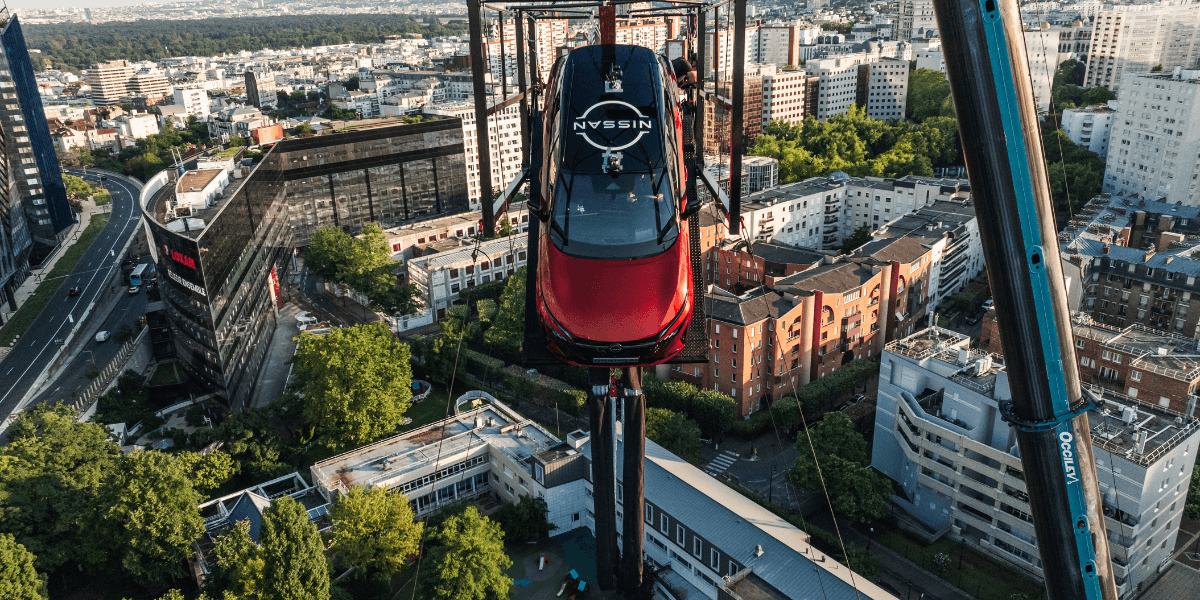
(542, 299), (574, 343)
(655, 302), (689, 342)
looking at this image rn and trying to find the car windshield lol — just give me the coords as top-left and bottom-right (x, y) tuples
(549, 170), (678, 259)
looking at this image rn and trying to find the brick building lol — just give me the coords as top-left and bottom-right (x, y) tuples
(708, 239), (826, 291)
(674, 234), (934, 415)
(982, 311), (1200, 417)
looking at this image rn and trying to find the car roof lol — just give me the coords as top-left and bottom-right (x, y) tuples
(557, 44), (668, 174)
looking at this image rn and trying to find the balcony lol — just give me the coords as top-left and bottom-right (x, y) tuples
(824, 216), (839, 224)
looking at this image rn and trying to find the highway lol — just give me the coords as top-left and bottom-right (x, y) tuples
(0, 169), (143, 425)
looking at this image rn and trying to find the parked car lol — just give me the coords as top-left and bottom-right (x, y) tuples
(982, 299), (994, 309)
(95, 331), (111, 343)
(965, 312), (983, 325)
(851, 394), (867, 405)
(127, 286), (140, 295)
(295, 311), (318, 325)
(100, 175), (107, 182)
(66, 287), (81, 298)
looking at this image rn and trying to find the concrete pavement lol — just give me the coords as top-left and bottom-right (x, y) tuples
(249, 302), (303, 409)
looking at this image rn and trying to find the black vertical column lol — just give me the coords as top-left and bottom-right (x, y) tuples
(516, 12), (530, 167)
(362, 168), (375, 222)
(619, 367), (646, 594)
(588, 367), (617, 592)
(728, 0), (746, 236)
(694, 8), (706, 163)
(467, 0), (494, 236)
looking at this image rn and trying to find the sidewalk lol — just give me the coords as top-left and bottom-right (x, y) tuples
(6, 198), (110, 310)
(249, 302), (303, 409)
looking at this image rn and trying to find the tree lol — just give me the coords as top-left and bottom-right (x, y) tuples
(178, 450), (237, 495)
(261, 495), (330, 600)
(839, 226), (873, 254)
(328, 486), (423, 576)
(419, 507), (512, 600)
(0, 534), (46, 599)
(788, 412), (891, 523)
(0, 403), (117, 573)
(483, 266), (526, 360)
(295, 121), (314, 135)
(645, 408), (702, 461)
(62, 174), (97, 199)
(212, 519), (266, 600)
(1080, 86), (1115, 107)
(688, 389), (737, 438)
(1186, 464), (1200, 520)
(476, 298), (498, 325)
(906, 68), (954, 122)
(342, 223), (397, 299)
(346, 76), (360, 91)
(292, 322), (413, 448)
(98, 450), (205, 584)
(1042, 128), (1104, 211)
(489, 496), (555, 544)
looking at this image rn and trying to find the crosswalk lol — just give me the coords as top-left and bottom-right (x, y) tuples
(704, 450), (739, 477)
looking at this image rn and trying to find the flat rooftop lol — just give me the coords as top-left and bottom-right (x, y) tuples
(310, 400), (559, 496)
(723, 572), (790, 600)
(177, 169), (223, 194)
(886, 326), (973, 361)
(1072, 315), (1200, 381)
(1086, 386), (1200, 466)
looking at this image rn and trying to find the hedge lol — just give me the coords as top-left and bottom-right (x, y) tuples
(458, 348), (586, 416)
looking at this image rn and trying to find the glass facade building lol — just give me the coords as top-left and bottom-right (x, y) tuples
(0, 15), (71, 248)
(143, 118), (469, 408)
(281, 119), (469, 246)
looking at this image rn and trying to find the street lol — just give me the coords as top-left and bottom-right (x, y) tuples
(0, 169), (142, 425)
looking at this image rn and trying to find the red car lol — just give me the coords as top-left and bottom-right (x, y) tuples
(533, 45), (695, 367)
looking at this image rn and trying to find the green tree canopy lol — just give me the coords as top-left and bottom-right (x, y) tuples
(788, 412), (891, 523)
(98, 450), (205, 584)
(261, 495), (330, 600)
(178, 450), (237, 496)
(0, 534), (46, 599)
(303, 224), (414, 313)
(1186, 464), (1200, 520)
(645, 407), (702, 461)
(642, 376), (736, 437)
(483, 266), (527, 360)
(839, 226), (873, 254)
(292, 322), (413, 448)
(1042, 128), (1104, 212)
(489, 496), (556, 544)
(419, 507), (512, 600)
(906, 68), (954, 122)
(0, 403), (117, 573)
(211, 519), (266, 599)
(328, 485), (423, 576)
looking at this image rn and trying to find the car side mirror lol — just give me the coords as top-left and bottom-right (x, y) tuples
(682, 195), (702, 218)
(528, 190), (550, 222)
(682, 162), (701, 218)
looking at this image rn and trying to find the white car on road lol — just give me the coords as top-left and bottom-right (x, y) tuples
(95, 331), (111, 343)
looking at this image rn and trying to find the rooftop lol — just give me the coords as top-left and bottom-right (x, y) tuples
(177, 169), (223, 194)
(1085, 386), (1200, 467)
(310, 401), (559, 497)
(1070, 313), (1200, 381)
(407, 234), (528, 271)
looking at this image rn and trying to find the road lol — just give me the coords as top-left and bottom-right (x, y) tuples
(0, 169), (142, 424)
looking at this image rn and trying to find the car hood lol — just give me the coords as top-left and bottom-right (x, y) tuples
(540, 240), (689, 342)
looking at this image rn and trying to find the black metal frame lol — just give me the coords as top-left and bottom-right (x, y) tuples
(466, 2), (746, 594)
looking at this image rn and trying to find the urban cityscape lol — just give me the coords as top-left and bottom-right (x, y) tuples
(0, 0), (1197, 599)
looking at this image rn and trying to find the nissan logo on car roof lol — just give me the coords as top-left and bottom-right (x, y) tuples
(572, 100), (653, 152)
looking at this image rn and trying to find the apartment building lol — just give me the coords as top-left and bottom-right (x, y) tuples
(422, 100), (523, 211)
(129, 70), (171, 105)
(1025, 26), (1063, 115)
(172, 85), (211, 120)
(737, 173), (970, 251)
(872, 327), (1200, 597)
(1102, 70), (1200, 205)
(873, 200), (984, 310)
(244, 71), (278, 111)
(1085, 1), (1200, 92)
(676, 233), (934, 415)
(113, 111), (160, 139)
(750, 23), (812, 68)
(1062, 102), (1116, 160)
(806, 54), (909, 120)
(406, 234), (527, 320)
(706, 239), (825, 290)
(1059, 194), (1200, 340)
(761, 68), (812, 127)
(85, 59), (135, 106)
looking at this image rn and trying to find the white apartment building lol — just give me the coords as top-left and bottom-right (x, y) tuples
(914, 41), (945, 73)
(173, 85), (211, 120)
(864, 58), (909, 120)
(749, 23), (819, 68)
(1025, 26), (1063, 115)
(738, 173), (971, 250)
(423, 100), (523, 210)
(808, 54), (868, 120)
(114, 112), (160, 139)
(85, 59), (135, 106)
(896, 0), (938, 40)
(1084, 1), (1200, 92)
(743, 156), (779, 193)
(406, 234), (528, 319)
(244, 71), (277, 110)
(873, 327), (1200, 598)
(1061, 102), (1116, 160)
(874, 200), (984, 310)
(1102, 70), (1200, 206)
(761, 68), (810, 127)
(382, 204), (529, 262)
(616, 19), (671, 55)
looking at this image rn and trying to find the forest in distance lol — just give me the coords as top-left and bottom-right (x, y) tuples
(22, 14), (470, 74)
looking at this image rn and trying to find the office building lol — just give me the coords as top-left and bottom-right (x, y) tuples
(422, 100), (522, 210)
(406, 234), (528, 320)
(1084, 1), (1200, 92)
(1061, 102), (1116, 160)
(244, 71), (278, 111)
(308, 395), (893, 600)
(1102, 70), (1200, 205)
(743, 156), (779, 193)
(85, 59), (135, 106)
(872, 327), (1200, 597)
(142, 119), (469, 407)
(0, 15), (72, 249)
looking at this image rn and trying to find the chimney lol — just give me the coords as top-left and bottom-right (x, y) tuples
(754, 545), (764, 557)
(1103, 243), (1110, 255)
(1137, 429), (1148, 455)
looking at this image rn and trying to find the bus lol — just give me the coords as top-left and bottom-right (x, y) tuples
(129, 263), (148, 286)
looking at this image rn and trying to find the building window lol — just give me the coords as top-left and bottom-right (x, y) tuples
(1131, 371), (1141, 381)
(677, 524), (685, 546)
(710, 548), (720, 569)
(660, 514), (668, 535)
(646, 504), (654, 524)
(693, 537), (702, 558)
